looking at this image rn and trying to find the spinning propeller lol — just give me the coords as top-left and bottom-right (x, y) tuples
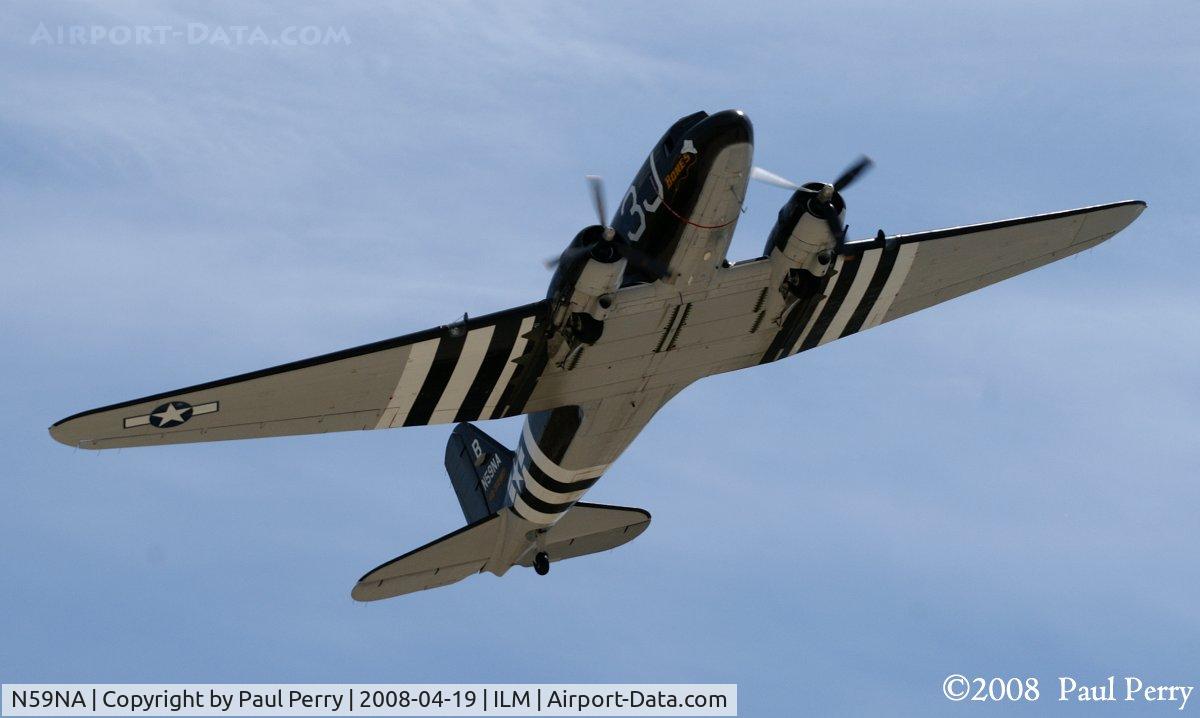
(543, 176), (671, 279)
(751, 155), (874, 252)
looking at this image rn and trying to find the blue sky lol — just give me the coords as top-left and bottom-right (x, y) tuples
(1, 1), (1197, 715)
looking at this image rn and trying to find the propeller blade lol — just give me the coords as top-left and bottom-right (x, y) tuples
(544, 241), (669, 277)
(750, 166), (801, 191)
(832, 155), (873, 192)
(825, 213), (845, 245)
(544, 245), (592, 270)
(585, 175), (607, 228)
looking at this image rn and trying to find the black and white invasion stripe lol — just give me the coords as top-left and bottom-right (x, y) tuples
(508, 420), (608, 526)
(760, 241), (918, 363)
(375, 311), (541, 429)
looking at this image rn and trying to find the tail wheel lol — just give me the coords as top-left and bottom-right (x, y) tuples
(534, 551), (550, 576)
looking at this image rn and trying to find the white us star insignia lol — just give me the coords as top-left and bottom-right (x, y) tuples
(124, 400), (219, 429)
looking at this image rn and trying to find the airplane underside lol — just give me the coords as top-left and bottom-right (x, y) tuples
(49, 109), (1146, 600)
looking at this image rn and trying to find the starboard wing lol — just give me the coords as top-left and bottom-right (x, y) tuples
(760, 200), (1146, 360)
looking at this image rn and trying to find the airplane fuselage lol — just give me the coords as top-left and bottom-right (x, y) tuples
(506, 111), (756, 533)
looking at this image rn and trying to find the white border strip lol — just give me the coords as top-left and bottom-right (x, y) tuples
(864, 242), (918, 329)
(1, 684), (737, 717)
(375, 339), (440, 429)
(521, 422), (608, 483)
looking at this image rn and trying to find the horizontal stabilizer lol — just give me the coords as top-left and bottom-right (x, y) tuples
(518, 503), (650, 567)
(351, 503), (650, 602)
(352, 513), (502, 602)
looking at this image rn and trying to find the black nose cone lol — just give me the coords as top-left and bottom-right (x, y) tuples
(688, 109), (753, 149)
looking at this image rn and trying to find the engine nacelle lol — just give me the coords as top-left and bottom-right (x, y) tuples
(547, 227), (628, 312)
(762, 183), (844, 277)
(757, 183), (847, 325)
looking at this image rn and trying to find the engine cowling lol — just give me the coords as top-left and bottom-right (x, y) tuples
(757, 183), (848, 326)
(547, 227), (627, 314)
(762, 182), (844, 275)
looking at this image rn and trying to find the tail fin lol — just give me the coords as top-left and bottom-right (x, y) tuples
(444, 422), (513, 524)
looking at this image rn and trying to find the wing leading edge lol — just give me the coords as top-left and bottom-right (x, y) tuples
(51, 301), (551, 449)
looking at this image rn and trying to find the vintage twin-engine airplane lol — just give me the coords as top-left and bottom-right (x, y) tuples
(51, 110), (1145, 600)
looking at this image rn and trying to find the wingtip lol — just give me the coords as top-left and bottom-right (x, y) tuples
(1090, 199), (1148, 239)
(48, 423), (71, 446)
(1116, 199), (1148, 227)
(48, 418), (97, 449)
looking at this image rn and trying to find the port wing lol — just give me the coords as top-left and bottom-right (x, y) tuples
(51, 302), (551, 449)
